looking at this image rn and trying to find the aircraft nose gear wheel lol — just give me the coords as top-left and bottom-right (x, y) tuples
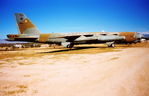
(107, 42), (115, 47)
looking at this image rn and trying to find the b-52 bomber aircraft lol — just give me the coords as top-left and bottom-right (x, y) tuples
(7, 13), (142, 48)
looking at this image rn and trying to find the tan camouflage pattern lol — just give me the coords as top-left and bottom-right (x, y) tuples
(18, 18), (36, 34)
(119, 32), (136, 42)
(39, 34), (51, 42)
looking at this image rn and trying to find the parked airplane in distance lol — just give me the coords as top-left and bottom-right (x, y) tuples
(7, 13), (142, 48)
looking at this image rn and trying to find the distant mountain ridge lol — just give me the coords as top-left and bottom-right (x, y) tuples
(0, 39), (29, 44)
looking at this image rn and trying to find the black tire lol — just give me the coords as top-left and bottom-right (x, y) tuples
(67, 43), (74, 48)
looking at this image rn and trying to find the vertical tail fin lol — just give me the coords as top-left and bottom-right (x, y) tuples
(15, 13), (40, 35)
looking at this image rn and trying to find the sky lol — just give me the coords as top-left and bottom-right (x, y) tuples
(0, 0), (149, 39)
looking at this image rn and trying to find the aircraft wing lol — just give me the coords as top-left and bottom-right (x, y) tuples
(59, 35), (125, 42)
(58, 35), (81, 42)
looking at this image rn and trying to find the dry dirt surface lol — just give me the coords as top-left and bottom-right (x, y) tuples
(0, 43), (149, 96)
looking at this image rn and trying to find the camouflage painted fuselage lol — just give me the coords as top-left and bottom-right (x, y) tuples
(7, 13), (143, 48)
(38, 32), (141, 44)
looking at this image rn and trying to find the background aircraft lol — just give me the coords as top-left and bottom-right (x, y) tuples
(7, 13), (142, 48)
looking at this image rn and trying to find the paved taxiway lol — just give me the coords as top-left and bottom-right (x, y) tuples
(0, 43), (149, 96)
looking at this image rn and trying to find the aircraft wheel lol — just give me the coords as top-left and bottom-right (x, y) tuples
(67, 43), (74, 48)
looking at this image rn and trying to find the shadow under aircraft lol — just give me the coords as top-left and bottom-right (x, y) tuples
(38, 46), (113, 54)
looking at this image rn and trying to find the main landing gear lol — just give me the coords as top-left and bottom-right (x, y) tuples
(61, 42), (74, 48)
(106, 42), (115, 47)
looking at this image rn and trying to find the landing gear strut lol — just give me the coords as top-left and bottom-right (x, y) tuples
(61, 42), (74, 48)
(107, 42), (115, 47)
(66, 43), (74, 48)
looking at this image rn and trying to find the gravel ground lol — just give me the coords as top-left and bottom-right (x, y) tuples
(0, 44), (149, 96)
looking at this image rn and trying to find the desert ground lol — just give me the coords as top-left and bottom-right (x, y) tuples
(0, 42), (149, 96)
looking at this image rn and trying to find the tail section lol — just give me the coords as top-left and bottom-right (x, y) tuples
(15, 13), (40, 35)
